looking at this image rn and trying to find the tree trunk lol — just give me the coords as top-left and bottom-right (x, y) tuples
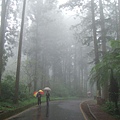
(14, 0), (26, 104)
(118, 0), (120, 39)
(0, 0), (7, 97)
(68, 53), (71, 89)
(109, 69), (119, 114)
(91, 0), (99, 64)
(33, 38), (38, 91)
(79, 45), (83, 93)
(91, 0), (100, 97)
(99, 0), (108, 101)
(73, 45), (77, 91)
(99, 0), (106, 53)
(115, 2), (119, 40)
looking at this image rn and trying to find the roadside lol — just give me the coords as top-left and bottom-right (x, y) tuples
(0, 103), (36, 120)
(81, 99), (119, 120)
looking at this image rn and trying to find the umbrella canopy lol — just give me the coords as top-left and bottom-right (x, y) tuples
(87, 91), (91, 94)
(39, 90), (44, 95)
(43, 87), (51, 91)
(33, 91), (38, 97)
(33, 90), (44, 97)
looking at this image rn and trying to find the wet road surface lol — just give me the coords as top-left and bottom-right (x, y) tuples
(6, 100), (85, 120)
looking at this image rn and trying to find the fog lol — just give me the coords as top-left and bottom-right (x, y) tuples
(1, 0), (120, 103)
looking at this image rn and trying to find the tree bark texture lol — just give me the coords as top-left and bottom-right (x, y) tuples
(14, 0), (26, 104)
(99, 0), (108, 100)
(91, 0), (100, 97)
(0, 0), (7, 96)
(118, 0), (120, 39)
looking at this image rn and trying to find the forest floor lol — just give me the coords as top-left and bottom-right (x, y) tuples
(81, 99), (119, 120)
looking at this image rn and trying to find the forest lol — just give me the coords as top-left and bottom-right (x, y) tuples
(0, 0), (120, 117)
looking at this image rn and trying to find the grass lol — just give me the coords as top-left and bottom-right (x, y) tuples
(0, 96), (80, 112)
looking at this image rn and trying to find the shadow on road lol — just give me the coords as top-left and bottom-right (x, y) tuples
(46, 105), (49, 117)
(37, 106), (42, 120)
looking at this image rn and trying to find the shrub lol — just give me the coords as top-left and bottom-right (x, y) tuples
(102, 101), (116, 114)
(1, 74), (30, 102)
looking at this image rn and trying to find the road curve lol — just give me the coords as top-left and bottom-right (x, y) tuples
(6, 100), (85, 120)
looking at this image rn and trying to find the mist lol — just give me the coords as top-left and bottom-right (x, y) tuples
(0, 0), (120, 107)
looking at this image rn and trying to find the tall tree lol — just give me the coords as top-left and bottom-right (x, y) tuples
(14, 0), (26, 104)
(109, 69), (119, 114)
(0, 0), (8, 96)
(118, 0), (120, 39)
(91, 0), (100, 97)
(99, 0), (108, 100)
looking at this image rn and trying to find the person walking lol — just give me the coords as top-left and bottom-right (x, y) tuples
(87, 91), (91, 98)
(46, 91), (50, 106)
(36, 91), (42, 105)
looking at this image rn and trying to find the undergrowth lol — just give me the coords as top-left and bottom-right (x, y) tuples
(102, 101), (120, 119)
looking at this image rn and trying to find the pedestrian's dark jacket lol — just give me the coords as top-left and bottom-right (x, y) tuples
(37, 92), (41, 98)
(46, 92), (50, 100)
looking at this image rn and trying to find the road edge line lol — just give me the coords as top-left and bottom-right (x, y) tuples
(80, 101), (88, 120)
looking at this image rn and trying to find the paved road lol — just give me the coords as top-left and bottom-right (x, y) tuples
(6, 100), (85, 120)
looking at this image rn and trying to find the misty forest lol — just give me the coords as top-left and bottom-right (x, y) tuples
(0, 0), (120, 117)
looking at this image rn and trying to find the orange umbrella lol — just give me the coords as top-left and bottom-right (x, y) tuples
(33, 90), (44, 97)
(38, 90), (44, 95)
(33, 91), (38, 97)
